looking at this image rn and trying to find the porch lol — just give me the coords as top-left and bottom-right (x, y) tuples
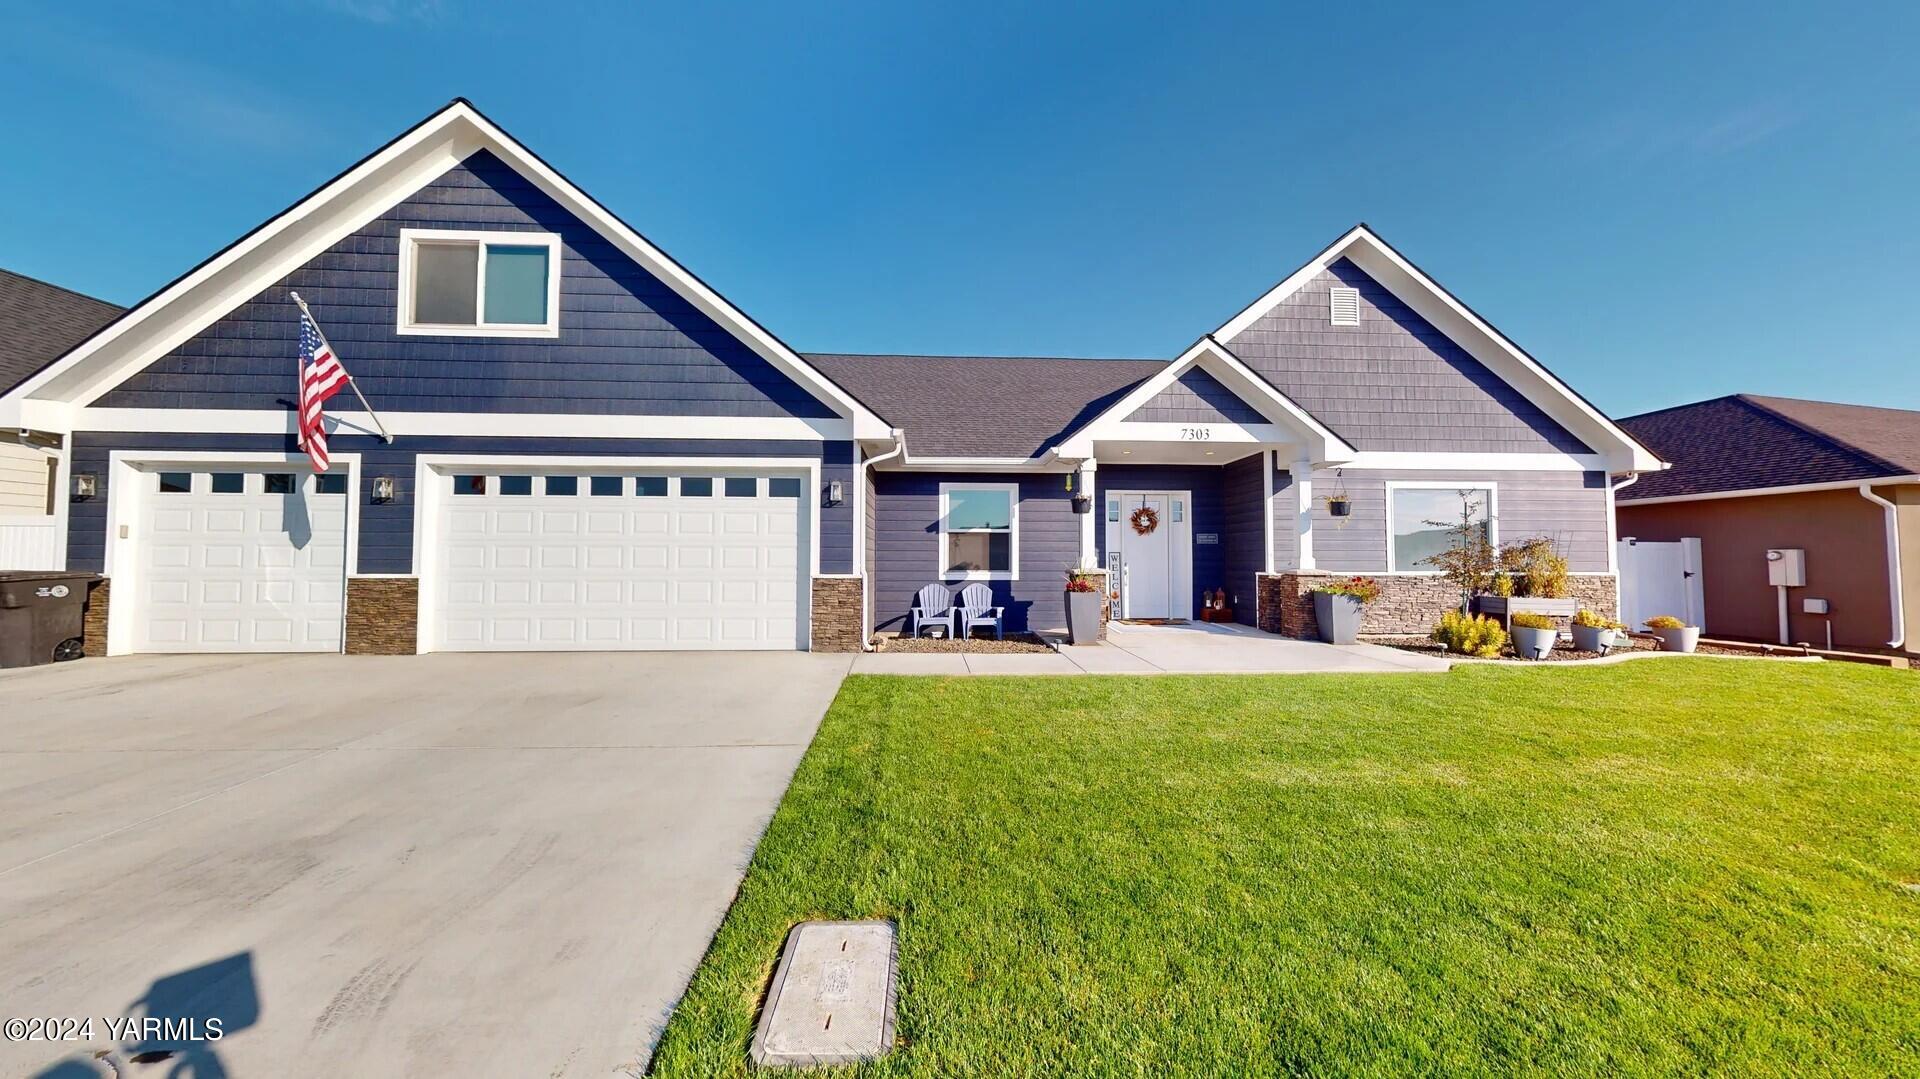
(851, 619), (1449, 674)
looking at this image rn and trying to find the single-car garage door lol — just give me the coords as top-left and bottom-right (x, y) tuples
(133, 468), (349, 652)
(429, 470), (807, 651)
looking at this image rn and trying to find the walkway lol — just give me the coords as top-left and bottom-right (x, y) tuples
(851, 620), (1451, 675)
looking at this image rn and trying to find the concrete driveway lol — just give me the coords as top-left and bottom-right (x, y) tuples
(0, 651), (849, 1078)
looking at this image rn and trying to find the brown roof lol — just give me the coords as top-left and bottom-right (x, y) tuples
(807, 353), (1167, 458)
(0, 269), (124, 393)
(1619, 394), (1920, 500)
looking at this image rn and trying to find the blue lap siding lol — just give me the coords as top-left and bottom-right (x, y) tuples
(68, 433), (854, 575)
(869, 472), (1079, 634)
(95, 150), (835, 419)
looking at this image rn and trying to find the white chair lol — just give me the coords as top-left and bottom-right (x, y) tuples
(911, 584), (956, 638)
(956, 582), (1004, 641)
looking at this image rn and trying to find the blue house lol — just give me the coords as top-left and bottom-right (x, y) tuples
(0, 100), (1661, 655)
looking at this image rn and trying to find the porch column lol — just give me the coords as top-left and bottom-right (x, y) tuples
(1294, 453), (1315, 571)
(1076, 457), (1098, 568)
(1263, 450), (1276, 574)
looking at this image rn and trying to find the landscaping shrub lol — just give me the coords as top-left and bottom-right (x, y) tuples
(1644, 614), (1687, 630)
(1573, 609), (1626, 630)
(1509, 612), (1557, 630)
(1500, 537), (1570, 599)
(1431, 610), (1508, 657)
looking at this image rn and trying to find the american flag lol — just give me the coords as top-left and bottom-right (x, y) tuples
(297, 308), (349, 472)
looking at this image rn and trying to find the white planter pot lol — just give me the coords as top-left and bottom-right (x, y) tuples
(1652, 626), (1701, 653)
(1511, 625), (1557, 660)
(1570, 624), (1616, 653)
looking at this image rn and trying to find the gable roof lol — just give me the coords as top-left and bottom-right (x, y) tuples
(1213, 224), (1664, 473)
(807, 353), (1164, 458)
(0, 99), (887, 438)
(1618, 394), (1920, 500)
(0, 269), (122, 393)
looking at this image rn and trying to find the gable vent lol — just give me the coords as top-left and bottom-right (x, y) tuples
(1329, 286), (1361, 326)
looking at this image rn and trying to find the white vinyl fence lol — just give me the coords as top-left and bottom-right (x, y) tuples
(1617, 536), (1705, 632)
(0, 515), (63, 571)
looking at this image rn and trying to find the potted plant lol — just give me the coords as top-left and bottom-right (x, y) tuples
(1064, 568), (1104, 644)
(1570, 609), (1625, 653)
(1644, 614), (1700, 653)
(1311, 575), (1380, 645)
(1509, 611), (1558, 660)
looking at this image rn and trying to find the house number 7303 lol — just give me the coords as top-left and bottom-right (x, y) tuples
(1179, 427), (1213, 441)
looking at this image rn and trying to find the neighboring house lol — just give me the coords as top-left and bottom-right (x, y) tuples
(0, 270), (123, 568)
(0, 99), (1660, 657)
(1618, 395), (1918, 653)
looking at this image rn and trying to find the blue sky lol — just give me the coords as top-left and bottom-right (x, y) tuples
(3, 1), (1916, 417)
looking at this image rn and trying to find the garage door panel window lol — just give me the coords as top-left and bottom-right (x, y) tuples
(940, 483), (1018, 581)
(499, 476), (533, 496)
(591, 476), (623, 497)
(158, 472), (191, 493)
(544, 475), (579, 496)
(210, 473), (245, 494)
(724, 477), (757, 497)
(680, 477), (713, 497)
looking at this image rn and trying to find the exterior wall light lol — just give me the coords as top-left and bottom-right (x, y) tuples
(73, 473), (97, 501)
(825, 479), (844, 506)
(371, 476), (396, 504)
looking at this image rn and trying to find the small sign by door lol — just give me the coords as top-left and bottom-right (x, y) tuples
(1196, 533), (1218, 545)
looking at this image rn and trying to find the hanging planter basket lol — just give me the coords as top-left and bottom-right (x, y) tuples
(1328, 496), (1352, 518)
(1129, 506), (1160, 536)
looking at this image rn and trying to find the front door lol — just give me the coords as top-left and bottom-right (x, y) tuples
(1113, 491), (1190, 620)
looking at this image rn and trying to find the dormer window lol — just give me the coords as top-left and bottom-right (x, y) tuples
(398, 228), (562, 337)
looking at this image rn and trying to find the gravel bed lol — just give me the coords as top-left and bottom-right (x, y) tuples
(872, 632), (1054, 654)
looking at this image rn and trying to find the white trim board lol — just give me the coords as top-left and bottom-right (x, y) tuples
(1617, 475), (1920, 506)
(68, 408), (850, 442)
(1, 100), (888, 439)
(1058, 336), (1355, 463)
(1211, 225), (1663, 474)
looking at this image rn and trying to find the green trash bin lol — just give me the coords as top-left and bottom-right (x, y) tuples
(0, 572), (101, 667)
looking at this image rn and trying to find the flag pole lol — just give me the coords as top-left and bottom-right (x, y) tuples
(289, 291), (394, 444)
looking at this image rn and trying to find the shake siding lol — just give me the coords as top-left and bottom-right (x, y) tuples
(68, 433), (854, 575)
(1126, 367), (1265, 425)
(1225, 259), (1592, 453)
(95, 150), (835, 419)
(1221, 455), (1267, 623)
(870, 472), (1078, 634)
(1096, 464), (1230, 622)
(1302, 468), (1611, 573)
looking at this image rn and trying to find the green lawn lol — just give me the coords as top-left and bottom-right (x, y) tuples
(651, 661), (1920, 1077)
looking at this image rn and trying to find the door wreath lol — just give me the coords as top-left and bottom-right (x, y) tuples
(1129, 505), (1160, 536)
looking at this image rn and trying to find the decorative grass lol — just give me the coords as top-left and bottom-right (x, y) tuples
(651, 661), (1920, 1076)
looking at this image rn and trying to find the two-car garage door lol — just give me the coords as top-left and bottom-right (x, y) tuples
(119, 463), (811, 654)
(429, 470), (808, 651)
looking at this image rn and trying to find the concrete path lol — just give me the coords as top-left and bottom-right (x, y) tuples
(0, 651), (850, 1078)
(852, 621), (1450, 675)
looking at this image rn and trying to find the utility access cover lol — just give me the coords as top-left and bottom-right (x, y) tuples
(749, 920), (897, 1068)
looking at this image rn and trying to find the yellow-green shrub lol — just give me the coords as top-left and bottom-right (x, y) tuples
(1509, 611), (1557, 630)
(1431, 610), (1508, 657)
(1644, 615), (1687, 630)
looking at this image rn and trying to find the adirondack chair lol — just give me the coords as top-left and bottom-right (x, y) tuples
(910, 583), (956, 638)
(956, 582), (1004, 641)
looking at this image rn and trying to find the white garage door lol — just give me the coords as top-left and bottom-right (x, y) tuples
(134, 469), (348, 652)
(431, 471), (807, 651)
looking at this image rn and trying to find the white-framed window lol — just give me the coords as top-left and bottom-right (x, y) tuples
(939, 482), (1018, 581)
(1384, 482), (1498, 574)
(397, 228), (562, 337)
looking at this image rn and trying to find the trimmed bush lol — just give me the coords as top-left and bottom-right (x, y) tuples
(1431, 611), (1509, 658)
(1509, 611), (1557, 630)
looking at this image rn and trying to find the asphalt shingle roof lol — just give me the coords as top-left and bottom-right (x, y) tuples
(1618, 394), (1920, 500)
(0, 269), (124, 393)
(806, 353), (1167, 458)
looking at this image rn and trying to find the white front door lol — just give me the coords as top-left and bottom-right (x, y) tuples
(429, 470), (807, 651)
(1108, 491), (1191, 621)
(133, 468), (348, 652)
